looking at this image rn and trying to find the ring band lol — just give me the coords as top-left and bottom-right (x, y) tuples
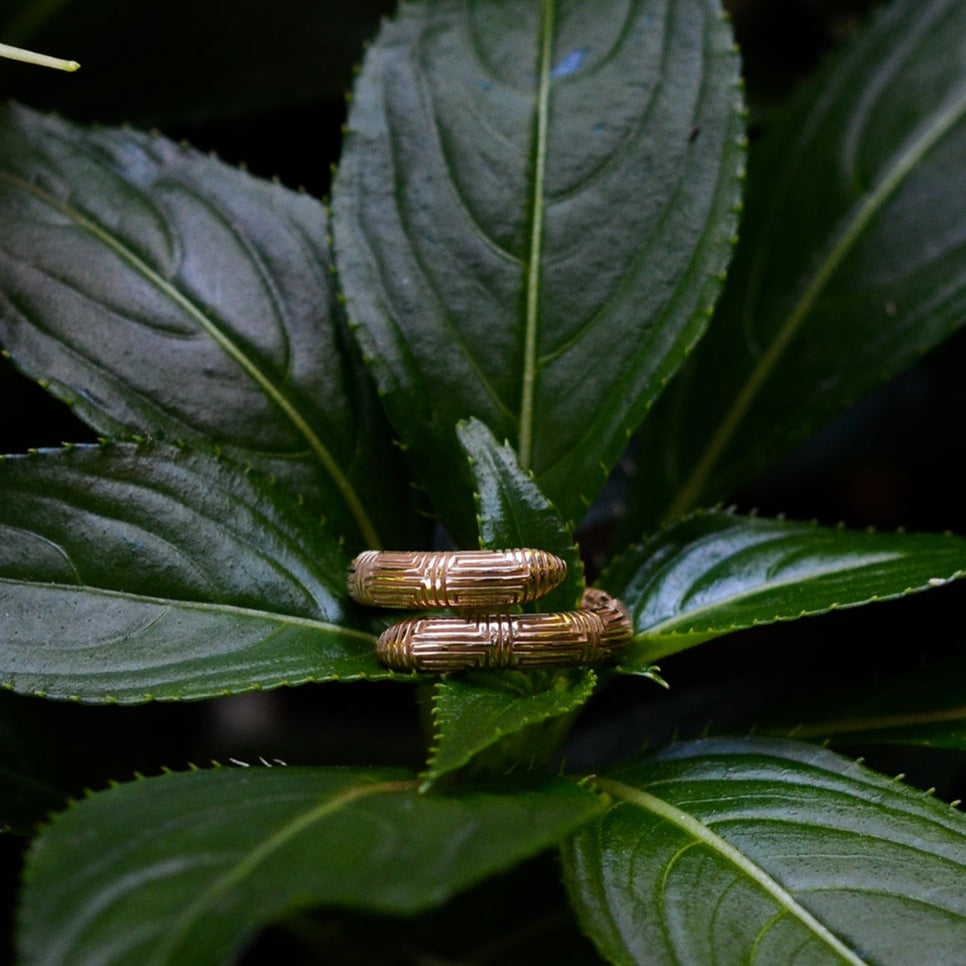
(348, 549), (567, 610)
(376, 588), (632, 673)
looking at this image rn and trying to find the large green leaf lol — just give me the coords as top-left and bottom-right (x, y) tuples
(0, 103), (403, 550)
(18, 765), (604, 965)
(332, 0), (745, 536)
(603, 509), (966, 666)
(562, 737), (966, 965)
(629, 0), (966, 527)
(424, 419), (593, 785)
(0, 443), (387, 702)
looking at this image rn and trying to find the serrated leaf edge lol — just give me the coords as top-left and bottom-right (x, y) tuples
(663, 6), (966, 522)
(0, 121), (382, 548)
(420, 670), (597, 789)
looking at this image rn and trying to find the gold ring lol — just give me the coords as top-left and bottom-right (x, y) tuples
(348, 549), (567, 610)
(375, 588), (632, 673)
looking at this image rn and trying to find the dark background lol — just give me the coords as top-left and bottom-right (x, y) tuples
(2, 1), (963, 962)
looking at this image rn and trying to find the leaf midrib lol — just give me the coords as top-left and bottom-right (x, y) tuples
(595, 776), (867, 965)
(0, 576), (376, 643)
(663, 80), (966, 523)
(517, 0), (554, 470)
(150, 777), (419, 964)
(0, 166), (382, 548)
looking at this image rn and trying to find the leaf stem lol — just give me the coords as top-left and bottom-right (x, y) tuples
(0, 41), (78, 71)
(775, 705), (966, 740)
(663, 82), (966, 525)
(517, 0), (554, 470)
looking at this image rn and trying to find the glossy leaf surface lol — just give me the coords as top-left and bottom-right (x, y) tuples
(19, 765), (604, 966)
(0, 444), (385, 702)
(562, 737), (966, 964)
(604, 510), (966, 666)
(424, 419), (594, 784)
(631, 0), (966, 526)
(333, 0), (745, 535)
(0, 103), (400, 549)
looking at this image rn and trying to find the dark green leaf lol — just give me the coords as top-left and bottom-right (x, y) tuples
(0, 443), (387, 702)
(604, 509), (966, 666)
(424, 669), (597, 786)
(630, 0), (966, 527)
(18, 765), (604, 965)
(333, 0), (745, 536)
(0, 103), (404, 549)
(422, 419), (594, 785)
(562, 737), (966, 965)
(459, 417), (583, 611)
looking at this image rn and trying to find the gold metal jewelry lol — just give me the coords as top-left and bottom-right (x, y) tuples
(580, 587), (633, 645)
(348, 549), (567, 610)
(375, 588), (632, 673)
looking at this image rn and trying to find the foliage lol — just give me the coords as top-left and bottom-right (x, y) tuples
(2, 0), (966, 962)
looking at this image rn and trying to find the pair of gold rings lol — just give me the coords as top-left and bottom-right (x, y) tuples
(348, 549), (633, 673)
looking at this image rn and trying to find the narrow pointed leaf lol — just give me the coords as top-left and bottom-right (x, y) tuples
(562, 737), (966, 965)
(459, 416), (584, 612)
(0, 103), (402, 549)
(333, 0), (745, 535)
(631, 0), (966, 527)
(18, 765), (604, 966)
(603, 510), (966, 667)
(423, 419), (593, 785)
(0, 443), (386, 702)
(425, 669), (597, 786)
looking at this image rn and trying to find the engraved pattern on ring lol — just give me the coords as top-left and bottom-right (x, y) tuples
(580, 587), (632, 646)
(375, 589), (632, 673)
(348, 549), (567, 609)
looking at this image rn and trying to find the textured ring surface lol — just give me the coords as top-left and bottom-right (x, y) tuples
(376, 588), (632, 673)
(348, 549), (567, 610)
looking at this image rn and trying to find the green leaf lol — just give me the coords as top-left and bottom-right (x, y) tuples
(459, 417), (584, 611)
(0, 102), (404, 550)
(630, 0), (966, 527)
(0, 443), (387, 702)
(422, 419), (593, 786)
(562, 737), (966, 965)
(424, 669), (597, 786)
(18, 765), (604, 965)
(603, 509), (966, 666)
(332, 0), (745, 536)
